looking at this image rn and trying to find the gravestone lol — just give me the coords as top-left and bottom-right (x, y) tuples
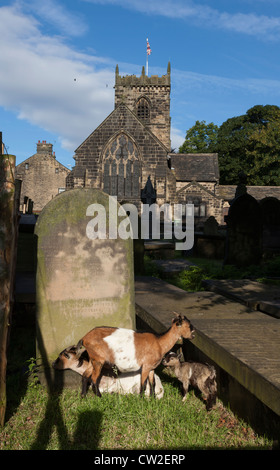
(224, 193), (262, 267)
(35, 188), (135, 388)
(141, 176), (157, 240)
(203, 216), (219, 236)
(259, 197), (280, 256)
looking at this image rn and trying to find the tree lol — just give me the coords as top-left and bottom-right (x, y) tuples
(217, 105), (280, 185)
(248, 120), (280, 185)
(179, 120), (218, 153)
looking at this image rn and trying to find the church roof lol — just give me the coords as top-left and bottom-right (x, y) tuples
(170, 153), (219, 182)
(75, 103), (170, 154)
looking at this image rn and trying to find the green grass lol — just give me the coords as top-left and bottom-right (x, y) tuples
(148, 255), (280, 292)
(2, 255), (279, 451)
(0, 304), (274, 450)
(0, 368), (273, 450)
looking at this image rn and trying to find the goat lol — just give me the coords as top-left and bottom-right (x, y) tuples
(162, 351), (217, 410)
(76, 313), (195, 398)
(52, 345), (164, 399)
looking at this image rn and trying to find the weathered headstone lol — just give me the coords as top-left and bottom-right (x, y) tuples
(259, 197), (280, 256)
(141, 176), (157, 240)
(35, 188), (135, 388)
(203, 216), (219, 236)
(224, 193), (262, 267)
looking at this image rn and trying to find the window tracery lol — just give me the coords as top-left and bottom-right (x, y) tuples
(103, 133), (140, 198)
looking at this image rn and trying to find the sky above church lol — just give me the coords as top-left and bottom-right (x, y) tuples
(1, 0), (280, 168)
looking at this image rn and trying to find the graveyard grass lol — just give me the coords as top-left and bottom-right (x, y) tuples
(1, 268), (276, 450)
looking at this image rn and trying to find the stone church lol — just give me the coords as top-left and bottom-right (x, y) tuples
(66, 63), (224, 225)
(15, 63), (280, 222)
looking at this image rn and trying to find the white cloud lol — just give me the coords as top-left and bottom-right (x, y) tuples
(171, 67), (280, 97)
(170, 127), (185, 152)
(83, 0), (280, 40)
(0, 3), (115, 152)
(19, 0), (88, 37)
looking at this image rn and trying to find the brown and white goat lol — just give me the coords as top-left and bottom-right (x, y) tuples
(76, 314), (195, 398)
(162, 351), (217, 410)
(52, 346), (164, 399)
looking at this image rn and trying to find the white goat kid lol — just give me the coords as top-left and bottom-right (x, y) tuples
(52, 345), (164, 399)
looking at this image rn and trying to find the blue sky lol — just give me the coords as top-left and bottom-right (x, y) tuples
(1, 0), (280, 168)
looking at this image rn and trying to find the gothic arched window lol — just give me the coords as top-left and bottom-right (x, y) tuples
(103, 133), (141, 198)
(136, 97), (150, 121)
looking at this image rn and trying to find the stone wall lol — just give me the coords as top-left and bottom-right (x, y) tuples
(176, 181), (224, 225)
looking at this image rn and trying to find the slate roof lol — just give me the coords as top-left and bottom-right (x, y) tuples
(218, 185), (280, 202)
(170, 153), (219, 182)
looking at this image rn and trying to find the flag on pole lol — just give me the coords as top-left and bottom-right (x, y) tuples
(146, 38), (151, 56)
(146, 38), (151, 76)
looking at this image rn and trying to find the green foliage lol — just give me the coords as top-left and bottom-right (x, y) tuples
(179, 105), (280, 186)
(217, 104), (280, 185)
(167, 256), (280, 292)
(179, 120), (218, 153)
(173, 266), (206, 291)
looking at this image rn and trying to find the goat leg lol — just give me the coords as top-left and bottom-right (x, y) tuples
(80, 363), (94, 398)
(182, 380), (190, 402)
(89, 360), (104, 398)
(140, 367), (151, 397)
(148, 370), (156, 398)
(81, 374), (91, 398)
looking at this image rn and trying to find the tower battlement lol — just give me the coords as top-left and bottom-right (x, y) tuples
(115, 63), (171, 87)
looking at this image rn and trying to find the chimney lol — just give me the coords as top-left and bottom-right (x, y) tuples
(36, 140), (53, 156)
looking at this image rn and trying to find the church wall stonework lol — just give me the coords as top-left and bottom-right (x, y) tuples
(16, 141), (70, 212)
(114, 64), (171, 150)
(71, 103), (169, 203)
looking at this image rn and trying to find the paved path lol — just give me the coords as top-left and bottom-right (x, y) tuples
(135, 276), (280, 418)
(202, 279), (280, 319)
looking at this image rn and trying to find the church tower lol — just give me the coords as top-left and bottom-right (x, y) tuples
(114, 63), (171, 151)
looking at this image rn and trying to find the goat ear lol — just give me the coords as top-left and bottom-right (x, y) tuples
(172, 312), (182, 324)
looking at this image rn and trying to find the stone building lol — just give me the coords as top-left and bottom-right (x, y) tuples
(66, 63), (225, 225)
(18, 64), (279, 225)
(16, 140), (70, 212)
(171, 153), (223, 225)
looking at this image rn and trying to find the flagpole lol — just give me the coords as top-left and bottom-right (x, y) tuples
(146, 38), (149, 76)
